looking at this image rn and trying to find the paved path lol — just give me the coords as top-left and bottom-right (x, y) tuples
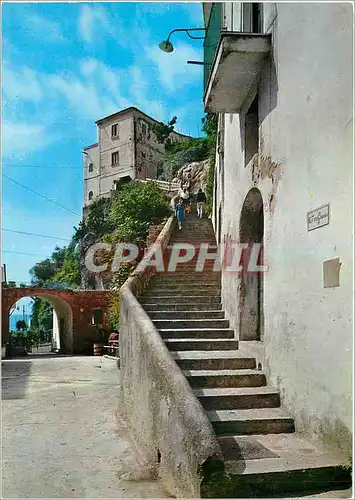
(2, 356), (166, 498)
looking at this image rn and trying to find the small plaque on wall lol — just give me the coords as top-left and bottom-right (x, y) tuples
(307, 204), (330, 231)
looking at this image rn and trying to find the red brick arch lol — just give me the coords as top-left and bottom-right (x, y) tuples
(2, 287), (112, 354)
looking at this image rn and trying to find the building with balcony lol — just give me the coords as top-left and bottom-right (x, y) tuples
(203, 2), (353, 458)
(83, 106), (189, 213)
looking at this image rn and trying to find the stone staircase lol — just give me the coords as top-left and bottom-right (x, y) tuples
(139, 212), (351, 497)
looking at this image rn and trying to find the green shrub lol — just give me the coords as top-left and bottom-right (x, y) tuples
(107, 293), (120, 330)
(109, 181), (170, 241)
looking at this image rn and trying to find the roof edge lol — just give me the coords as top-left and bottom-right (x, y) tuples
(95, 106), (193, 138)
(83, 142), (98, 151)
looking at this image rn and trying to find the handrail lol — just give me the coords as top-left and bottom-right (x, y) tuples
(119, 215), (223, 497)
(141, 178), (180, 192)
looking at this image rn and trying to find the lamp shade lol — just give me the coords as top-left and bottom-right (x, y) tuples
(159, 40), (174, 53)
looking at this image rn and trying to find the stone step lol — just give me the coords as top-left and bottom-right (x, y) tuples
(207, 408), (295, 435)
(194, 386), (280, 410)
(172, 351), (256, 370)
(201, 434), (351, 497)
(140, 295), (219, 304)
(144, 290), (221, 298)
(159, 328), (234, 339)
(153, 319), (229, 329)
(149, 282), (221, 291)
(152, 275), (220, 284)
(166, 255), (220, 267)
(169, 237), (217, 241)
(149, 310), (225, 320)
(168, 260), (219, 266)
(183, 369), (266, 388)
(157, 270), (221, 277)
(164, 339), (239, 351)
(143, 302), (223, 312)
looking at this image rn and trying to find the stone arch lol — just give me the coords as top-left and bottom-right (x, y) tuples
(6, 292), (73, 354)
(239, 188), (264, 340)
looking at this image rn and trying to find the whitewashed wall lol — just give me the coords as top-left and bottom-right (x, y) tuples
(218, 2), (353, 457)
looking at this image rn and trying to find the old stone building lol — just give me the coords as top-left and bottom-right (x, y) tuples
(203, 2), (353, 458)
(83, 107), (189, 213)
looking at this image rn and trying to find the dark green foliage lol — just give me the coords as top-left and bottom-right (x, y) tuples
(152, 116), (177, 147)
(156, 113), (218, 184)
(158, 138), (210, 181)
(31, 298), (53, 332)
(201, 112), (218, 155)
(29, 245), (76, 287)
(109, 181), (170, 244)
(29, 258), (56, 285)
(74, 197), (114, 242)
(107, 293), (120, 330)
(52, 243), (81, 288)
(201, 113), (218, 215)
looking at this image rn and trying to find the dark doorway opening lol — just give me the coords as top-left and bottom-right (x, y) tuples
(239, 188), (264, 340)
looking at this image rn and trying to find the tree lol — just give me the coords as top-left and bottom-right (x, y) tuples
(73, 197), (113, 243)
(31, 299), (53, 333)
(29, 259), (57, 285)
(52, 243), (81, 288)
(152, 116), (177, 147)
(29, 246), (67, 286)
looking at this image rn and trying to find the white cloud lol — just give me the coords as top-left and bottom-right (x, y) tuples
(146, 43), (203, 91)
(2, 121), (55, 159)
(78, 5), (110, 44)
(25, 13), (64, 42)
(80, 58), (99, 77)
(2, 63), (43, 102)
(46, 73), (120, 120)
(128, 66), (166, 121)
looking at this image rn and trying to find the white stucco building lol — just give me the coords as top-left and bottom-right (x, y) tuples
(83, 107), (189, 212)
(203, 2), (353, 458)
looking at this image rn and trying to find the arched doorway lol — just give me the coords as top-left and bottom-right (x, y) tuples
(7, 294), (73, 354)
(239, 188), (264, 340)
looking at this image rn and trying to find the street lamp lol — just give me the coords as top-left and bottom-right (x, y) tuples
(159, 28), (206, 53)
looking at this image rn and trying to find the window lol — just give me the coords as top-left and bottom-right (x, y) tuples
(91, 309), (103, 326)
(111, 124), (119, 138)
(244, 94), (259, 166)
(88, 191), (94, 201)
(88, 163), (94, 173)
(111, 151), (119, 166)
(142, 123), (147, 136)
(242, 3), (263, 33)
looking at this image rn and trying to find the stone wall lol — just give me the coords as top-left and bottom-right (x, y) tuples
(119, 217), (223, 497)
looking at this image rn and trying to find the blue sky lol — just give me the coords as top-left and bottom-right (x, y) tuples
(2, 2), (205, 283)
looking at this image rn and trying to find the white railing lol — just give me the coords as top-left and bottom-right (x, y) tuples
(141, 178), (180, 192)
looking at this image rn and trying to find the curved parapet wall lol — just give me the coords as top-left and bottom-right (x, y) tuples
(119, 216), (223, 498)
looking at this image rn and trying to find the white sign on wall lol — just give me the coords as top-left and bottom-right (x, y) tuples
(307, 204), (330, 231)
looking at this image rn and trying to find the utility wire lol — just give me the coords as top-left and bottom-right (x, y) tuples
(2, 174), (81, 216)
(3, 250), (50, 257)
(2, 229), (71, 241)
(2, 164), (82, 169)
(2, 163), (134, 169)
